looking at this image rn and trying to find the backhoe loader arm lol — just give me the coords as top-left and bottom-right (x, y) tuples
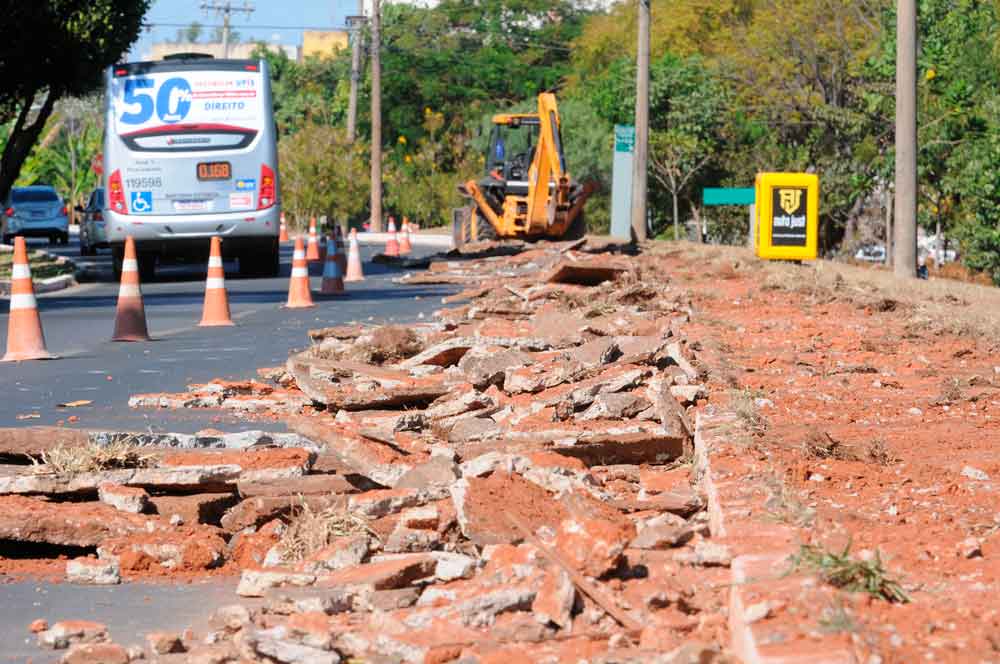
(526, 93), (568, 233)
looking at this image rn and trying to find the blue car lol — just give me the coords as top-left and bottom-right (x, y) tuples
(2, 185), (70, 245)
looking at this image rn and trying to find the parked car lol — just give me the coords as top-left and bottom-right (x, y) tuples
(1, 185), (70, 245)
(77, 188), (108, 256)
(854, 244), (886, 263)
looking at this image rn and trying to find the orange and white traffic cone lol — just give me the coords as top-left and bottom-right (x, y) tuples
(320, 233), (346, 295)
(112, 236), (150, 342)
(335, 224), (347, 276)
(286, 237), (315, 308)
(306, 217), (320, 262)
(199, 236), (234, 326)
(279, 213), (289, 243)
(398, 216), (413, 255)
(2, 237), (53, 361)
(384, 216), (400, 257)
(345, 228), (365, 282)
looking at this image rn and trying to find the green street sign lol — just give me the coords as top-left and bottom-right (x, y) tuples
(614, 125), (635, 154)
(703, 187), (756, 206)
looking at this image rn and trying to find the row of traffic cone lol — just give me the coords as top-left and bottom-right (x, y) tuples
(3, 226), (372, 361)
(280, 212), (415, 262)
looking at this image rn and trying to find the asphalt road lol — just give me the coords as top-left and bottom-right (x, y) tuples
(0, 236), (455, 433)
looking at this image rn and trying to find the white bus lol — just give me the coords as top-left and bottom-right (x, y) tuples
(103, 56), (280, 280)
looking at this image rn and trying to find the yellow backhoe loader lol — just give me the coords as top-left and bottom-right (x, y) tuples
(456, 93), (595, 246)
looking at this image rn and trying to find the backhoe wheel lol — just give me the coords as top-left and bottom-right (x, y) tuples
(462, 208), (497, 244)
(563, 211), (587, 241)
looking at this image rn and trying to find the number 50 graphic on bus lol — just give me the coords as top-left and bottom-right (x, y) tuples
(120, 77), (192, 125)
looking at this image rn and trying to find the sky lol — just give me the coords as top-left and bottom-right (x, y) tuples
(130, 0), (361, 60)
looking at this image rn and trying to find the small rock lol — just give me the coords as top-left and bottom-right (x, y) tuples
(962, 465), (990, 481)
(629, 523), (693, 550)
(531, 567), (576, 629)
(29, 619), (48, 634)
(97, 484), (149, 514)
(432, 552), (477, 582)
(744, 601), (772, 624)
(395, 456), (460, 491)
(959, 537), (983, 559)
(209, 605), (252, 632)
(907, 407), (923, 416)
(66, 558), (121, 586)
(60, 642), (130, 664)
(145, 631), (185, 655)
(675, 540), (732, 567)
(38, 621), (109, 650)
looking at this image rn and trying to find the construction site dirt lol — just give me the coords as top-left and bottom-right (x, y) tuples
(2, 239), (998, 663)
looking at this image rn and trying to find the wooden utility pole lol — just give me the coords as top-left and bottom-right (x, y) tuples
(369, 0), (383, 232)
(346, 0), (364, 144)
(630, 0), (650, 242)
(200, 1), (254, 59)
(894, 0), (917, 278)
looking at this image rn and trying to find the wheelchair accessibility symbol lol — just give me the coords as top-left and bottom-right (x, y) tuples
(130, 191), (153, 213)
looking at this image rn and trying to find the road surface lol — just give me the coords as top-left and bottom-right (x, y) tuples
(0, 236), (455, 433)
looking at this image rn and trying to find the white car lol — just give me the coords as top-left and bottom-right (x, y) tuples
(2, 185), (70, 245)
(854, 245), (886, 263)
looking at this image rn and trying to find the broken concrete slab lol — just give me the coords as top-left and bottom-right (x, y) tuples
(148, 493), (239, 526)
(66, 557), (121, 585)
(0, 495), (169, 547)
(97, 483), (149, 513)
(545, 254), (629, 286)
(457, 347), (534, 389)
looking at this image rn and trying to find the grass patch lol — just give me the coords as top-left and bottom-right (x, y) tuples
(788, 542), (909, 603)
(729, 388), (768, 435)
(764, 474), (816, 527)
(276, 500), (378, 563)
(0, 249), (74, 281)
(34, 438), (157, 476)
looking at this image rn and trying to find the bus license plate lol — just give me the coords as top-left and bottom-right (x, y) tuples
(197, 162), (231, 181)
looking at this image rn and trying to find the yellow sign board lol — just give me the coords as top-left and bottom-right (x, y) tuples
(754, 172), (819, 261)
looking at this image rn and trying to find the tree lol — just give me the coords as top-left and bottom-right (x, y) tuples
(183, 21), (203, 43)
(0, 0), (150, 202)
(279, 124), (370, 229)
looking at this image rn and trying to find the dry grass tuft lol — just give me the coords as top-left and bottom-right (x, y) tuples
(729, 388), (768, 435)
(801, 430), (859, 462)
(348, 325), (424, 365)
(865, 439), (898, 466)
(277, 500), (377, 563)
(35, 438), (157, 476)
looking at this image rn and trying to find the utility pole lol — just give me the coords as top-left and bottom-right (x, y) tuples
(894, 0), (917, 278)
(369, 0), (383, 232)
(201, 0), (254, 59)
(346, 0), (366, 144)
(630, 0), (650, 242)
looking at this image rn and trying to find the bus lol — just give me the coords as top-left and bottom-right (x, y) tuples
(103, 56), (280, 280)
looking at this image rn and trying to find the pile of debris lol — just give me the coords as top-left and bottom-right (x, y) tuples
(6, 239), (738, 663)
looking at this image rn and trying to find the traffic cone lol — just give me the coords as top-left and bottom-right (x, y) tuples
(279, 213), (289, 243)
(199, 236), (234, 327)
(398, 217), (413, 255)
(2, 237), (53, 361)
(112, 236), (150, 342)
(384, 216), (400, 257)
(320, 233), (346, 295)
(345, 228), (365, 282)
(335, 224), (347, 276)
(286, 237), (315, 308)
(306, 217), (320, 262)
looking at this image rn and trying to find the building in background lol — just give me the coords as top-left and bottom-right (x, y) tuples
(302, 31), (349, 59)
(150, 40), (299, 61)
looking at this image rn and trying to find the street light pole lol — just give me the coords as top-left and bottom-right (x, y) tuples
(630, 0), (650, 242)
(894, 0), (918, 278)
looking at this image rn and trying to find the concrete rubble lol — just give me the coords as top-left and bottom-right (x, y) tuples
(6, 238), (738, 663)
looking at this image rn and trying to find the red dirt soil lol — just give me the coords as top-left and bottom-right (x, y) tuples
(665, 251), (1000, 663)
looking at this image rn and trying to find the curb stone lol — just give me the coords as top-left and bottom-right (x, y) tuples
(694, 411), (859, 664)
(0, 243), (78, 295)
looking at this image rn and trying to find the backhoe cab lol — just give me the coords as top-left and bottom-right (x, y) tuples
(456, 93), (593, 245)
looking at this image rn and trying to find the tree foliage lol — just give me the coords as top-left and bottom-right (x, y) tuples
(0, 0), (150, 202)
